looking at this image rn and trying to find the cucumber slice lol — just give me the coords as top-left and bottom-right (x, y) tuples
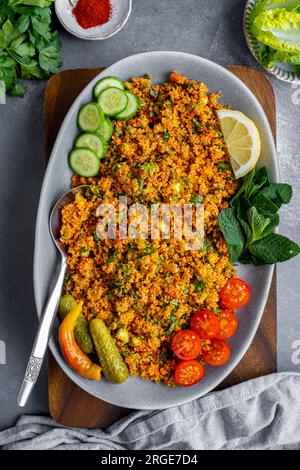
(75, 133), (107, 160)
(77, 102), (103, 132)
(116, 91), (139, 121)
(69, 148), (100, 177)
(97, 117), (114, 142)
(98, 87), (128, 117)
(93, 76), (124, 99)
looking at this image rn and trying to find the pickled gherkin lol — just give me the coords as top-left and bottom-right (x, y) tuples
(90, 319), (129, 384)
(74, 314), (93, 354)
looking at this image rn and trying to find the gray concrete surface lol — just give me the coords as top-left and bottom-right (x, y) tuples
(0, 0), (299, 430)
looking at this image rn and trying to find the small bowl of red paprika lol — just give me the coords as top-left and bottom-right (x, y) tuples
(55, 0), (132, 40)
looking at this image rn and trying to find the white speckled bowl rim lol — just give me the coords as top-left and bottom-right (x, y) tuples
(244, 0), (300, 83)
(55, 0), (132, 41)
(34, 51), (278, 410)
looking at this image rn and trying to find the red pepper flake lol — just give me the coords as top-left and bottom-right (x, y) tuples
(73, 0), (112, 30)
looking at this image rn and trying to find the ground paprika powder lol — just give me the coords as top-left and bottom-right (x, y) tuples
(73, 0), (112, 30)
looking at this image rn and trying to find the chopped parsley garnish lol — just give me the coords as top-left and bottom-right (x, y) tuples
(190, 194), (204, 205)
(138, 246), (156, 258)
(80, 248), (90, 257)
(193, 276), (205, 294)
(106, 248), (120, 264)
(192, 118), (202, 128)
(142, 162), (156, 173)
(218, 162), (231, 170)
(137, 177), (144, 191)
(165, 319), (179, 336)
(93, 230), (100, 242)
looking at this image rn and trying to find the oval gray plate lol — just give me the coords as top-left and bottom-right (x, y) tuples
(34, 52), (278, 410)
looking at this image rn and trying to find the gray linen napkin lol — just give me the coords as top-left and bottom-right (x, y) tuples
(1, 372), (300, 450)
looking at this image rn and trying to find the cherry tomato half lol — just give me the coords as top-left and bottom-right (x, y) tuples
(202, 339), (231, 366)
(220, 278), (251, 309)
(215, 310), (238, 340)
(190, 309), (220, 339)
(174, 360), (205, 386)
(171, 330), (202, 360)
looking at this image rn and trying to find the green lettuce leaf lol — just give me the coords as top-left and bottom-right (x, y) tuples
(252, 9), (300, 53)
(249, 0), (300, 29)
(258, 34), (300, 67)
(259, 45), (279, 67)
(262, 1), (300, 9)
(251, 0), (300, 17)
(277, 50), (300, 61)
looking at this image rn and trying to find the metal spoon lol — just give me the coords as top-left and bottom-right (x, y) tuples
(17, 185), (90, 407)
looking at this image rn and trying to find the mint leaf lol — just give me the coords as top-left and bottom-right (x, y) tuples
(230, 168), (269, 208)
(249, 234), (300, 264)
(218, 208), (245, 263)
(260, 213), (279, 238)
(220, 166), (299, 266)
(236, 195), (251, 221)
(239, 218), (252, 241)
(238, 252), (262, 266)
(247, 206), (272, 242)
(252, 193), (279, 215)
(253, 183), (292, 209)
(230, 169), (255, 209)
(252, 166), (270, 188)
(247, 167), (269, 199)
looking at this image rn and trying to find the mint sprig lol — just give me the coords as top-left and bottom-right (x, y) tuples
(218, 167), (300, 265)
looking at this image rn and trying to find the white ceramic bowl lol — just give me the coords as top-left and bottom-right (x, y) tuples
(55, 0), (132, 40)
(244, 0), (300, 83)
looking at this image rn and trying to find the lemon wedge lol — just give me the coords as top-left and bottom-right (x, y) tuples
(217, 109), (261, 179)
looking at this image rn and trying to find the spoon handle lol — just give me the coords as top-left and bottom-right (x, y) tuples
(17, 255), (67, 407)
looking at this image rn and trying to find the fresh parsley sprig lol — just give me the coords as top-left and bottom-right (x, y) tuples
(218, 167), (300, 265)
(0, 0), (62, 98)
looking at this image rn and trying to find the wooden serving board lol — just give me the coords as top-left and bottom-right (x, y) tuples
(45, 66), (277, 428)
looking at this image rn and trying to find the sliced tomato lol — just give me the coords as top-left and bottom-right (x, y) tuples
(220, 277), (251, 309)
(174, 360), (205, 386)
(171, 330), (202, 360)
(202, 339), (231, 366)
(215, 310), (238, 339)
(190, 309), (220, 339)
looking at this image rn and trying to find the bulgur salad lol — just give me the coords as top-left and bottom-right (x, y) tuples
(57, 72), (299, 387)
